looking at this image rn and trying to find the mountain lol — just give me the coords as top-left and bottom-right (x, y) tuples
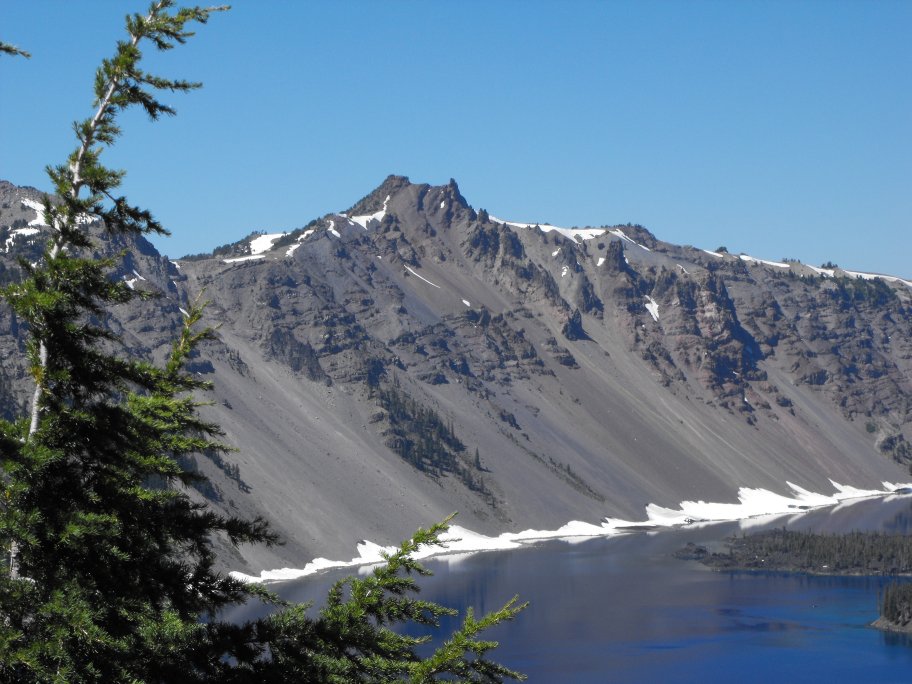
(2, 176), (911, 573)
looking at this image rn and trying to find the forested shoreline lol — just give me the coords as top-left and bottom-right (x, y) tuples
(675, 529), (912, 632)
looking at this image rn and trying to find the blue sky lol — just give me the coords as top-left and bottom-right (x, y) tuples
(2, 1), (909, 276)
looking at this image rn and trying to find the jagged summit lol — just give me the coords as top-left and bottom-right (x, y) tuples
(345, 174), (412, 216)
(1, 177), (910, 573)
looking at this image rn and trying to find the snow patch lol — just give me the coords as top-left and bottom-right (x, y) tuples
(609, 228), (651, 251)
(843, 270), (912, 288)
(404, 266), (441, 289)
(440, 201), (446, 209)
(122, 268), (145, 288)
(597, 257), (606, 267)
(223, 254), (266, 264)
(551, 249), (560, 257)
(20, 198), (49, 227)
(677, 264), (689, 275)
(561, 265), (569, 278)
(489, 215), (606, 243)
(229, 480), (912, 584)
(179, 307), (189, 317)
(285, 243), (302, 257)
(739, 254), (790, 269)
(701, 252), (910, 287)
(3, 226), (41, 252)
(644, 296), (659, 322)
(637, 481), (902, 529)
(462, 299), (471, 307)
(19, 197), (95, 228)
(348, 195), (390, 229)
(249, 232), (286, 255)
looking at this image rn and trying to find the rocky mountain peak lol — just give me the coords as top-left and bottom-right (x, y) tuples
(345, 174), (412, 216)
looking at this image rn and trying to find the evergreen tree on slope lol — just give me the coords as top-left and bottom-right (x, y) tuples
(0, 3), (524, 682)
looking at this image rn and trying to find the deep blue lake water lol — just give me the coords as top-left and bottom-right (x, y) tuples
(230, 496), (912, 682)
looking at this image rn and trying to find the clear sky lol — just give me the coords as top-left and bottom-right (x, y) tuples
(2, 1), (909, 277)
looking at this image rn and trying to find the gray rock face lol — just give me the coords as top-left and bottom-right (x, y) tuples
(2, 176), (911, 572)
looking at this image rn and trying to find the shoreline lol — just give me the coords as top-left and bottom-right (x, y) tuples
(230, 479), (912, 584)
(872, 617), (912, 635)
(676, 525), (912, 635)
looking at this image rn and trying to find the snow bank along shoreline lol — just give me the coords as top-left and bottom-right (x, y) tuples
(230, 480), (912, 584)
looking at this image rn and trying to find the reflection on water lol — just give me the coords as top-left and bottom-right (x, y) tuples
(881, 500), (912, 535)
(226, 496), (912, 682)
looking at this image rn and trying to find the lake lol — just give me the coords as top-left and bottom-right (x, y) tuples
(228, 495), (912, 682)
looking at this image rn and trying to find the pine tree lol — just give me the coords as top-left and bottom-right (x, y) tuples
(0, 3), (525, 682)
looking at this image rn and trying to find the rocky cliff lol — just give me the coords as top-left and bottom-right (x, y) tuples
(2, 176), (910, 572)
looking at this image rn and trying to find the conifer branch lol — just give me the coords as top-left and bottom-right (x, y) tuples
(25, 2), (228, 439)
(0, 41), (30, 58)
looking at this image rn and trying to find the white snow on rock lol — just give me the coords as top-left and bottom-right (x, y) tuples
(677, 264), (689, 274)
(347, 195), (390, 229)
(284, 227), (315, 255)
(739, 254), (790, 269)
(644, 296), (659, 322)
(19, 197), (96, 229)
(637, 481), (903, 528)
(597, 257), (606, 267)
(229, 480), (912, 584)
(561, 265), (569, 278)
(249, 232), (286, 255)
(223, 254), (265, 264)
(440, 200), (446, 209)
(462, 299), (471, 306)
(609, 228), (651, 251)
(489, 215), (652, 256)
(489, 215), (606, 243)
(3, 227), (41, 252)
(843, 270), (912, 288)
(703, 250), (911, 287)
(551, 249), (560, 257)
(404, 266), (441, 288)
(21, 198), (49, 227)
(179, 307), (190, 317)
(123, 269), (147, 290)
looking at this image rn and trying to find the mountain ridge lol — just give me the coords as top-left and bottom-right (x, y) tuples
(1, 176), (910, 572)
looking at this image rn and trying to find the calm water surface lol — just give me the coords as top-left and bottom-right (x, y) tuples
(231, 496), (912, 682)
